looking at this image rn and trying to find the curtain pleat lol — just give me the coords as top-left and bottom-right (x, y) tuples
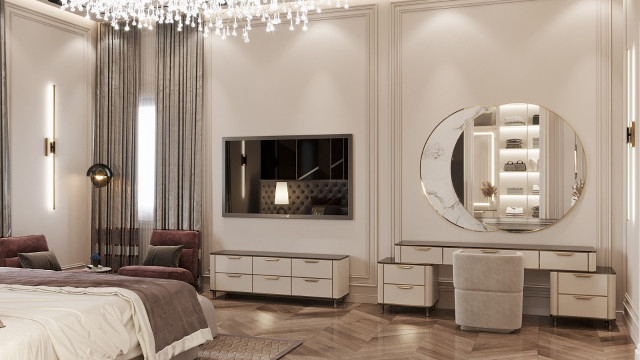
(0, 0), (10, 237)
(93, 23), (140, 271)
(155, 23), (203, 232)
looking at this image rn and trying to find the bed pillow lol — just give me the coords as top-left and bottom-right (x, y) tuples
(143, 245), (183, 268)
(17, 251), (62, 271)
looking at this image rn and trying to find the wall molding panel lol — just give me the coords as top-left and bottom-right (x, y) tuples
(207, 5), (378, 289)
(5, 1), (95, 268)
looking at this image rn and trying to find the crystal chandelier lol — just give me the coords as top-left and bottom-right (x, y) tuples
(60, 0), (350, 42)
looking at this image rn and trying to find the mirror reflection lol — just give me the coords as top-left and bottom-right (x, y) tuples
(422, 103), (585, 232)
(224, 135), (353, 219)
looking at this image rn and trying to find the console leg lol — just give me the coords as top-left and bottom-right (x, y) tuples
(426, 308), (430, 317)
(334, 299), (338, 308)
(553, 317), (557, 327)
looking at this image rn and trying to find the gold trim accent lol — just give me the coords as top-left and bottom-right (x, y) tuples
(397, 285), (414, 290)
(629, 122), (636, 147)
(413, 247), (431, 251)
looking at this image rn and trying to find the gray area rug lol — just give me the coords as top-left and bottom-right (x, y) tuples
(198, 334), (302, 360)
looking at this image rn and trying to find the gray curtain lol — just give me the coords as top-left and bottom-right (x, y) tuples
(0, 0), (10, 237)
(93, 23), (140, 271)
(155, 23), (203, 231)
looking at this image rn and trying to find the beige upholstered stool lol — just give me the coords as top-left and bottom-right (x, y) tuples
(453, 249), (524, 333)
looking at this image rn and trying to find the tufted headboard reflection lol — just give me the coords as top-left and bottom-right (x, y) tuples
(260, 180), (349, 216)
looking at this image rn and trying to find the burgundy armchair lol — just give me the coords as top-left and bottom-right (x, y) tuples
(118, 230), (199, 286)
(0, 234), (50, 267)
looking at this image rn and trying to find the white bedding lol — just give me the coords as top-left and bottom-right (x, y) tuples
(0, 281), (212, 360)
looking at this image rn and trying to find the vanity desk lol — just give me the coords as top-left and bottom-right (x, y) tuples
(380, 241), (615, 329)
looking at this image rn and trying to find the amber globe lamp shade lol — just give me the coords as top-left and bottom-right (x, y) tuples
(86, 164), (113, 188)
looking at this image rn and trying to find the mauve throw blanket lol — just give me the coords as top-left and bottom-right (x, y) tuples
(0, 269), (209, 355)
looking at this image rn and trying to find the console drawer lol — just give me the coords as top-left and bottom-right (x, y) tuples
(383, 264), (424, 286)
(291, 277), (333, 298)
(215, 255), (252, 274)
(292, 259), (332, 279)
(557, 294), (607, 319)
(443, 248), (539, 269)
(558, 273), (607, 296)
(215, 273), (252, 293)
(540, 251), (588, 271)
(253, 275), (291, 295)
(400, 246), (442, 265)
(253, 257), (291, 276)
(383, 284), (425, 307)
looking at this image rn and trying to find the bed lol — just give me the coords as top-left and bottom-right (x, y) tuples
(0, 267), (217, 360)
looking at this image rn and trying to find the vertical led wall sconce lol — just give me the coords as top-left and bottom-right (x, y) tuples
(45, 84), (56, 210)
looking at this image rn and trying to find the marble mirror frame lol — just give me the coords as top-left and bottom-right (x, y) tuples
(420, 104), (586, 233)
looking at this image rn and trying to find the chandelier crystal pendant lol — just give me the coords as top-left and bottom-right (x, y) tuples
(60, 0), (349, 42)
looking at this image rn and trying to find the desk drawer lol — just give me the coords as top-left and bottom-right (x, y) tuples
(443, 248), (539, 269)
(558, 273), (607, 296)
(253, 257), (291, 276)
(383, 284), (425, 307)
(383, 264), (424, 286)
(540, 251), (588, 271)
(558, 294), (607, 319)
(400, 246), (442, 264)
(292, 259), (332, 279)
(292, 277), (333, 298)
(215, 255), (252, 274)
(253, 275), (291, 295)
(215, 273), (252, 292)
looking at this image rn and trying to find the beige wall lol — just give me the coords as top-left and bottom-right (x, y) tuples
(5, 0), (95, 268)
(204, 0), (623, 306)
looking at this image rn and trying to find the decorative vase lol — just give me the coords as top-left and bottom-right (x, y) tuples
(91, 258), (100, 267)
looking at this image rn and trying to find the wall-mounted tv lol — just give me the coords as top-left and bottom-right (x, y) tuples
(223, 134), (353, 219)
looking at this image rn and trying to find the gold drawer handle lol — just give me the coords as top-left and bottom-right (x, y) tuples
(554, 252), (575, 256)
(227, 256), (242, 260)
(304, 260), (320, 263)
(413, 247), (432, 251)
(397, 265), (414, 269)
(397, 285), (414, 290)
(481, 249), (499, 254)
(573, 274), (593, 278)
(226, 274), (242, 278)
(265, 258), (280, 262)
(265, 276), (280, 280)
(304, 279), (319, 282)
(573, 296), (594, 300)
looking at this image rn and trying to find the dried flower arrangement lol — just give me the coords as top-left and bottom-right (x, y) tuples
(572, 180), (585, 200)
(481, 181), (497, 198)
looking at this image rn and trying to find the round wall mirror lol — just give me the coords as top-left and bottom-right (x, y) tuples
(420, 103), (586, 232)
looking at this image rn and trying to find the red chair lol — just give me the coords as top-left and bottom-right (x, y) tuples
(118, 230), (199, 286)
(0, 234), (50, 268)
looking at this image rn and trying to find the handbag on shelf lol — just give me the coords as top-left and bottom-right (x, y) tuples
(514, 160), (527, 171)
(503, 161), (516, 171)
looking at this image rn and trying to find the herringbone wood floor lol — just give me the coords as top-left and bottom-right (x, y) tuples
(205, 293), (636, 360)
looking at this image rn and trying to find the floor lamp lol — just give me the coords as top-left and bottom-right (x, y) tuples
(87, 164), (113, 264)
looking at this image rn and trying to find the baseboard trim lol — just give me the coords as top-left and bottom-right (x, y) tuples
(624, 293), (640, 345)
